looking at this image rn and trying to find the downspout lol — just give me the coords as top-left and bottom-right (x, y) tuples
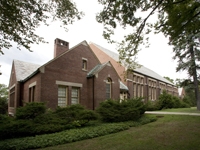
(93, 76), (95, 110)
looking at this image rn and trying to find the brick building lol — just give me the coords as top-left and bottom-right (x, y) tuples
(8, 38), (178, 115)
(89, 42), (178, 101)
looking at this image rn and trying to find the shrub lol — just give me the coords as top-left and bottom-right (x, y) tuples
(0, 99), (8, 115)
(54, 104), (98, 126)
(96, 98), (146, 122)
(0, 116), (156, 150)
(145, 100), (159, 111)
(146, 90), (190, 111)
(0, 104), (98, 140)
(16, 102), (46, 120)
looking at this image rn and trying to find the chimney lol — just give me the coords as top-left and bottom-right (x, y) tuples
(54, 38), (69, 58)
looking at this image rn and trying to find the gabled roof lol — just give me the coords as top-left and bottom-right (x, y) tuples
(120, 81), (129, 91)
(90, 42), (174, 85)
(13, 60), (41, 81)
(87, 62), (129, 90)
(13, 41), (100, 83)
(87, 62), (110, 78)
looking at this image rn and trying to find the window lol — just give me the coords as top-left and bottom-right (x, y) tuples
(58, 86), (68, 106)
(133, 83), (136, 97)
(82, 59), (87, 70)
(29, 86), (35, 102)
(137, 84), (140, 97)
(137, 77), (140, 83)
(106, 78), (112, 99)
(141, 78), (144, 84)
(141, 85), (144, 97)
(133, 75), (136, 81)
(71, 87), (79, 104)
(149, 87), (152, 99)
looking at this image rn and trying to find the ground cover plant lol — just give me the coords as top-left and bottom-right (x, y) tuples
(37, 114), (200, 150)
(0, 115), (156, 150)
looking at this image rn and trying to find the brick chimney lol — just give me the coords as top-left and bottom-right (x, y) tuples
(54, 38), (69, 58)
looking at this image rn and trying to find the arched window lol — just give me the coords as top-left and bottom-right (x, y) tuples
(106, 78), (112, 99)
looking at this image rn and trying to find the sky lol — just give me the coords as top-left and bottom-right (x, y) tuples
(0, 0), (188, 86)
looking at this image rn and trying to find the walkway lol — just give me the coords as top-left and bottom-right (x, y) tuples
(145, 111), (200, 116)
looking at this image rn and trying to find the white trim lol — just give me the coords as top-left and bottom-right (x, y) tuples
(133, 73), (144, 78)
(9, 84), (15, 90)
(127, 79), (133, 82)
(148, 78), (157, 82)
(56, 80), (83, 87)
(29, 81), (36, 88)
(82, 57), (88, 61)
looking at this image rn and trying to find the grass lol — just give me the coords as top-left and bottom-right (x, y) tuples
(158, 107), (200, 113)
(38, 114), (200, 150)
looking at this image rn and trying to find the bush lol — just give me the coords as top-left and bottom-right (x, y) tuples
(0, 99), (8, 115)
(0, 116), (156, 150)
(0, 104), (98, 140)
(54, 104), (98, 126)
(96, 98), (146, 122)
(145, 100), (159, 111)
(148, 91), (190, 110)
(16, 102), (46, 120)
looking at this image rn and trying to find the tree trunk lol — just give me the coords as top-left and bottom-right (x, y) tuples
(190, 46), (200, 110)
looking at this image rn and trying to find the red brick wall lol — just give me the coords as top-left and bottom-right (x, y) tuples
(39, 43), (101, 109)
(93, 63), (120, 109)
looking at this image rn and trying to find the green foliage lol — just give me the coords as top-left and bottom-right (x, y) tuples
(146, 91), (190, 111)
(0, 84), (8, 114)
(96, 98), (146, 122)
(164, 76), (174, 84)
(54, 104), (98, 126)
(97, 0), (200, 110)
(0, 103), (98, 140)
(15, 102), (46, 120)
(0, 116), (156, 150)
(0, 0), (84, 54)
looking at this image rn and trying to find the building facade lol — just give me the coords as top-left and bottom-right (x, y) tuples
(8, 38), (178, 115)
(89, 42), (179, 102)
(8, 39), (122, 115)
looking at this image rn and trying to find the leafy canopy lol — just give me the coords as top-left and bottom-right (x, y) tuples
(0, 0), (84, 54)
(96, 0), (200, 70)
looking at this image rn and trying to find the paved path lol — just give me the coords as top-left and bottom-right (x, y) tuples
(145, 111), (200, 116)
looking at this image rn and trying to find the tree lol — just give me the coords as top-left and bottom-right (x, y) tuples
(0, 0), (84, 54)
(97, 0), (200, 110)
(162, 1), (200, 110)
(164, 76), (174, 84)
(0, 84), (8, 114)
(179, 79), (196, 106)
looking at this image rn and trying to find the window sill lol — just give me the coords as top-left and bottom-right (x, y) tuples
(82, 69), (88, 72)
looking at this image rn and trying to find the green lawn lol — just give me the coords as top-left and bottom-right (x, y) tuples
(158, 107), (200, 113)
(39, 114), (200, 150)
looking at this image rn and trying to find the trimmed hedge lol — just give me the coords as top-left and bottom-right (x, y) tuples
(96, 98), (146, 122)
(0, 116), (156, 150)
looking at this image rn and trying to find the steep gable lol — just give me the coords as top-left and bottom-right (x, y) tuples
(13, 60), (40, 82)
(89, 42), (174, 85)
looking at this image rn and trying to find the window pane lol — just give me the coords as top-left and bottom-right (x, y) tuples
(58, 86), (66, 97)
(58, 98), (66, 106)
(71, 87), (79, 104)
(106, 83), (111, 98)
(58, 86), (67, 106)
